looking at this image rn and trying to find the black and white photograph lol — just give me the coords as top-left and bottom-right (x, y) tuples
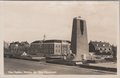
(1, 0), (119, 76)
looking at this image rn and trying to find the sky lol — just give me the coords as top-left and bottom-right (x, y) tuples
(1, 1), (119, 45)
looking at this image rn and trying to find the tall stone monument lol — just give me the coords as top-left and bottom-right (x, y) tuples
(71, 16), (89, 62)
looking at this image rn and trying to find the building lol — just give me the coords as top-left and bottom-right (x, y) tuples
(111, 45), (117, 60)
(89, 41), (113, 58)
(29, 40), (44, 56)
(44, 40), (71, 59)
(29, 39), (71, 59)
(9, 41), (20, 56)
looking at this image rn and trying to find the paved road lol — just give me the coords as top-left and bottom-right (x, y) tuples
(4, 58), (116, 75)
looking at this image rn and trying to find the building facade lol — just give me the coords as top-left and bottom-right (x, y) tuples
(111, 45), (117, 60)
(89, 41), (113, 58)
(28, 40), (71, 58)
(43, 40), (71, 58)
(29, 40), (44, 56)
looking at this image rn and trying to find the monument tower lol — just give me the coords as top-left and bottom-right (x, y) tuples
(71, 16), (89, 61)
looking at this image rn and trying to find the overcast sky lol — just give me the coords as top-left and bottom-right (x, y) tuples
(1, 1), (119, 45)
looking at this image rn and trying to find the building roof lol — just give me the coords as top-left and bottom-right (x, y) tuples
(44, 39), (71, 43)
(31, 40), (43, 43)
(89, 41), (111, 47)
(31, 39), (70, 43)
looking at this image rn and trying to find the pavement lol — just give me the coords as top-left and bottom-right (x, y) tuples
(90, 62), (117, 68)
(4, 58), (117, 75)
(89, 62), (117, 68)
(79, 62), (117, 72)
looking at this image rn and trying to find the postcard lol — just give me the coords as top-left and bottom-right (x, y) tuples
(0, 0), (119, 78)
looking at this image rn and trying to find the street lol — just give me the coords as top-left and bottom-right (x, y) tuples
(4, 58), (116, 75)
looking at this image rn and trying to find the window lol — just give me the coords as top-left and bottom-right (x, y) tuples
(56, 49), (57, 53)
(58, 49), (60, 53)
(51, 50), (54, 54)
(49, 50), (51, 54)
(52, 44), (54, 48)
(109, 48), (111, 50)
(50, 45), (52, 48)
(102, 48), (104, 50)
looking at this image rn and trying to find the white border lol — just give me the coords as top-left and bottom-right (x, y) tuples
(0, 1), (119, 78)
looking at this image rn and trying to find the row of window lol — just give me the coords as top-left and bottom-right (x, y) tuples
(44, 49), (54, 54)
(96, 44), (111, 47)
(96, 47), (111, 51)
